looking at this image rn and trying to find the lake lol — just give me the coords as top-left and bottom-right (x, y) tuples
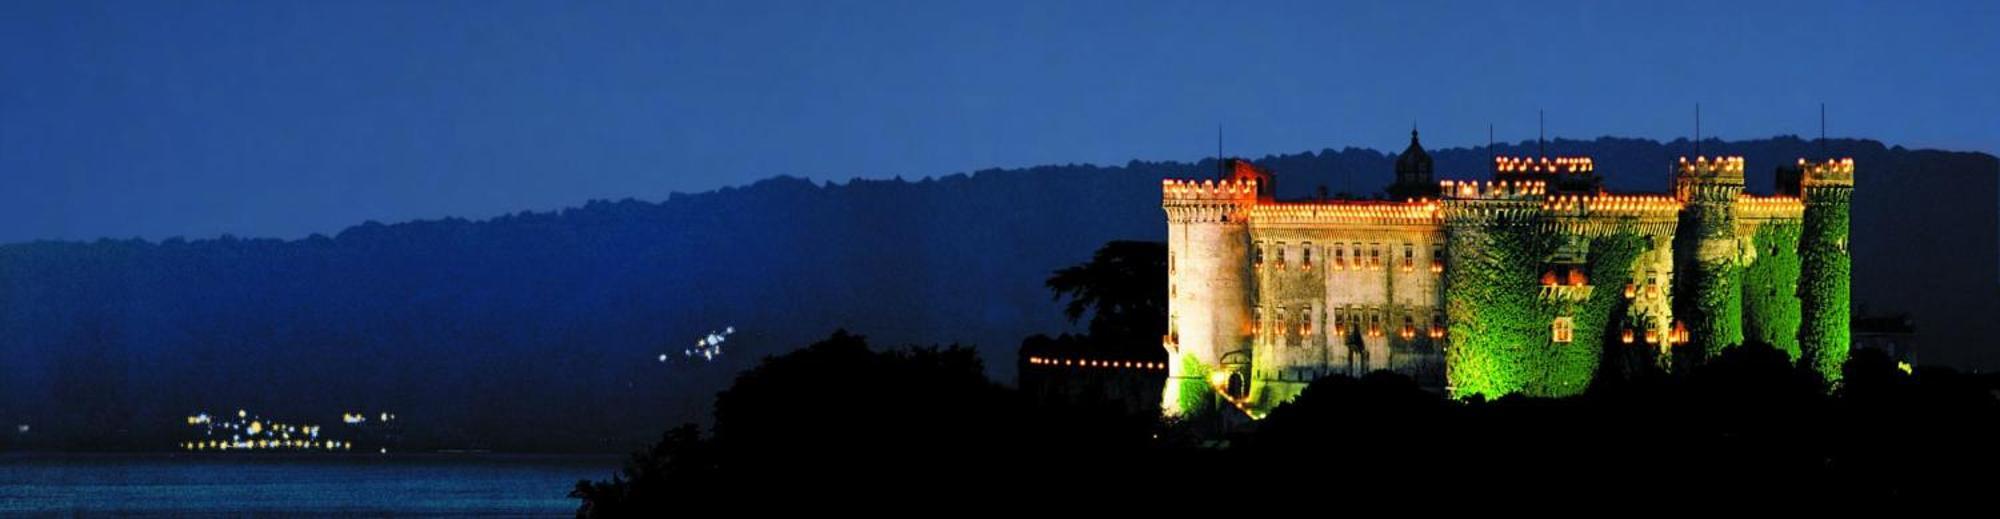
(0, 452), (619, 515)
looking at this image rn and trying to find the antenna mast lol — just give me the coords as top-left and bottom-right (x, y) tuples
(1538, 110), (1545, 158)
(1820, 102), (1828, 158)
(1694, 103), (1702, 157)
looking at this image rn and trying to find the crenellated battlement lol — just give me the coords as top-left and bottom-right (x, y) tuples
(1798, 158), (1855, 188)
(1677, 156), (1747, 178)
(1248, 200), (1441, 226)
(1538, 194), (1683, 215)
(1495, 156), (1595, 174)
(1677, 156), (1747, 203)
(1163, 178), (1262, 200)
(1536, 194), (1683, 235)
(1162, 178), (1262, 223)
(1737, 195), (1805, 219)
(1440, 179), (1547, 200)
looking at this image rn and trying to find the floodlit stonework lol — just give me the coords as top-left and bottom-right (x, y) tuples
(1162, 131), (1854, 418)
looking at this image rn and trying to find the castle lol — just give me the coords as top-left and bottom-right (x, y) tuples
(1161, 131), (1854, 418)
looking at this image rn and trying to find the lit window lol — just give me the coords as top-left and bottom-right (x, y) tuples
(1403, 244), (1415, 271)
(1552, 317), (1574, 343)
(1300, 308), (1312, 337)
(1254, 243), (1265, 267)
(1301, 242), (1313, 269)
(1334, 244), (1347, 269)
(1275, 306), (1288, 346)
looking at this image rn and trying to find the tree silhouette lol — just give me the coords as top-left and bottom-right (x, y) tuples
(1044, 240), (1167, 353)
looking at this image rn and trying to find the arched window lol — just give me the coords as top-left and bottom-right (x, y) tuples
(1299, 307), (1313, 338)
(1274, 306), (1288, 347)
(1552, 317), (1575, 343)
(1332, 307), (1346, 336)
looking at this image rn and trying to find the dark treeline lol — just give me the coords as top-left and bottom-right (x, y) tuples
(573, 240), (2000, 512)
(571, 331), (2000, 513)
(1, 137), (1993, 452)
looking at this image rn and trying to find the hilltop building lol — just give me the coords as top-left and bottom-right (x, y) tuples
(1161, 131), (1854, 418)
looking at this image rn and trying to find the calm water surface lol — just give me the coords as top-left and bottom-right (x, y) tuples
(0, 452), (619, 516)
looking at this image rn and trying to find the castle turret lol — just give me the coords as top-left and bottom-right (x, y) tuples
(1673, 156), (1747, 360)
(1389, 129), (1441, 199)
(1160, 160), (1265, 418)
(1797, 158), (1854, 382)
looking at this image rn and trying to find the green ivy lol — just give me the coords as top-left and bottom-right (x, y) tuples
(1551, 232), (1642, 393)
(1799, 200), (1851, 383)
(1162, 352), (1214, 417)
(1673, 205), (1744, 361)
(1742, 222), (1803, 359)
(1445, 222), (1643, 399)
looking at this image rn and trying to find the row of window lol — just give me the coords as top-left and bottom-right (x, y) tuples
(1227, 310), (1587, 348)
(1253, 241), (1444, 273)
(1252, 305), (1447, 347)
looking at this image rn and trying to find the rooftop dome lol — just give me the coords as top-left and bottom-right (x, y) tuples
(1388, 128), (1441, 199)
(1396, 129), (1433, 174)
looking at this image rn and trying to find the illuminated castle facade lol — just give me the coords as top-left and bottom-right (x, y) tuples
(1161, 131), (1854, 418)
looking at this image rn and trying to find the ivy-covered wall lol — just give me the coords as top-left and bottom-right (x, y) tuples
(1799, 199), (1851, 382)
(1673, 205), (1745, 361)
(1161, 351), (1213, 417)
(1551, 232), (1643, 393)
(1444, 221), (1643, 399)
(1741, 222), (1803, 359)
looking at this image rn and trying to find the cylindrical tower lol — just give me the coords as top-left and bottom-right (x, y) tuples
(1797, 158), (1854, 382)
(1673, 156), (1747, 361)
(1160, 176), (1257, 419)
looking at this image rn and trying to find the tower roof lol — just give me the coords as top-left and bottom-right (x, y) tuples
(1396, 129), (1432, 172)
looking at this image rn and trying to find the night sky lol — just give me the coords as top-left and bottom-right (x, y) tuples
(2, 0), (1993, 243)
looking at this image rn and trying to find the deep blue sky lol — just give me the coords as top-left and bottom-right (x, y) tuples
(2, 0), (1994, 243)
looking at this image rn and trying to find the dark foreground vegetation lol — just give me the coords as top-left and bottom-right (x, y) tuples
(573, 239), (2000, 513)
(572, 329), (2000, 513)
